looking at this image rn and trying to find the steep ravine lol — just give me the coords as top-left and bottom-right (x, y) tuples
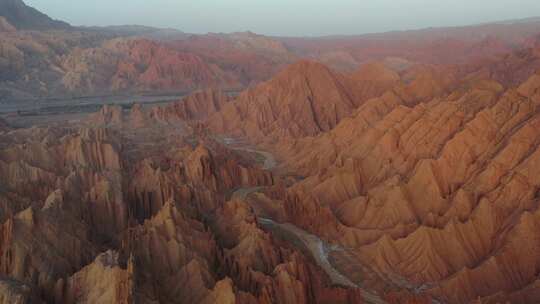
(225, 137), (391, 304)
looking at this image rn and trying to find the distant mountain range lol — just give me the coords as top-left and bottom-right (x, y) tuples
(0, 0), (70, 30)
(0, 0), (188, 38)
(1, 0), (540, 104)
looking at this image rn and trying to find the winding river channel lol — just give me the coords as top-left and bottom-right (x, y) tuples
(224, 137), (388, 304)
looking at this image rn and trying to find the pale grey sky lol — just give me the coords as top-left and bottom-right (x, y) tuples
(26, 0), (540, 36)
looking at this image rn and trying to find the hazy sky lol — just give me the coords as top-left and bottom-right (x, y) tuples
(26, 0), (540, 36)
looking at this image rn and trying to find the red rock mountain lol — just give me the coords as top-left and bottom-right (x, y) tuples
(203, 43), (540, 304)
(208, 60), (401, 140)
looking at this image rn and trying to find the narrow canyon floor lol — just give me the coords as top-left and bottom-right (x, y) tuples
(224, 138), (416, 304)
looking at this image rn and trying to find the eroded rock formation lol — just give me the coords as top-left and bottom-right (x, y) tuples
(151, 89), (232, 123)
(218, 44), (540, 303)
(208, 60), (399, 140)
(0, 100), (364, 303)
(4, 14), (540, 303)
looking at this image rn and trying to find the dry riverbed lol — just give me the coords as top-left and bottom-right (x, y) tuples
(224, 137), (389, 304)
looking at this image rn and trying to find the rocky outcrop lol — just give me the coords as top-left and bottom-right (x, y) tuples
(0, 278), (40, 304)
(350, 62), (401, 96)
(211, 199), (364, 304)
(122, 201), (221, 303)
(170, 33), (296, 85)
(127, 142), (274, 221)
(0, 127), (127, 240)
(88, 103), (156, 128)
(89, 89), (232, 128)
(54, 250), (134, 304)
(226, 31), (290, 56)
(208, 60), (378, 140)
(151, 89), (232, 122)
(88, 104), (124, 125)
(109, 39), (241, 92)
(0, 207), (99, 302)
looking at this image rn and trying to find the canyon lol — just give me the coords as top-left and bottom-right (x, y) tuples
(2, 0), (540, 303)
(204, 36), (540, 303)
